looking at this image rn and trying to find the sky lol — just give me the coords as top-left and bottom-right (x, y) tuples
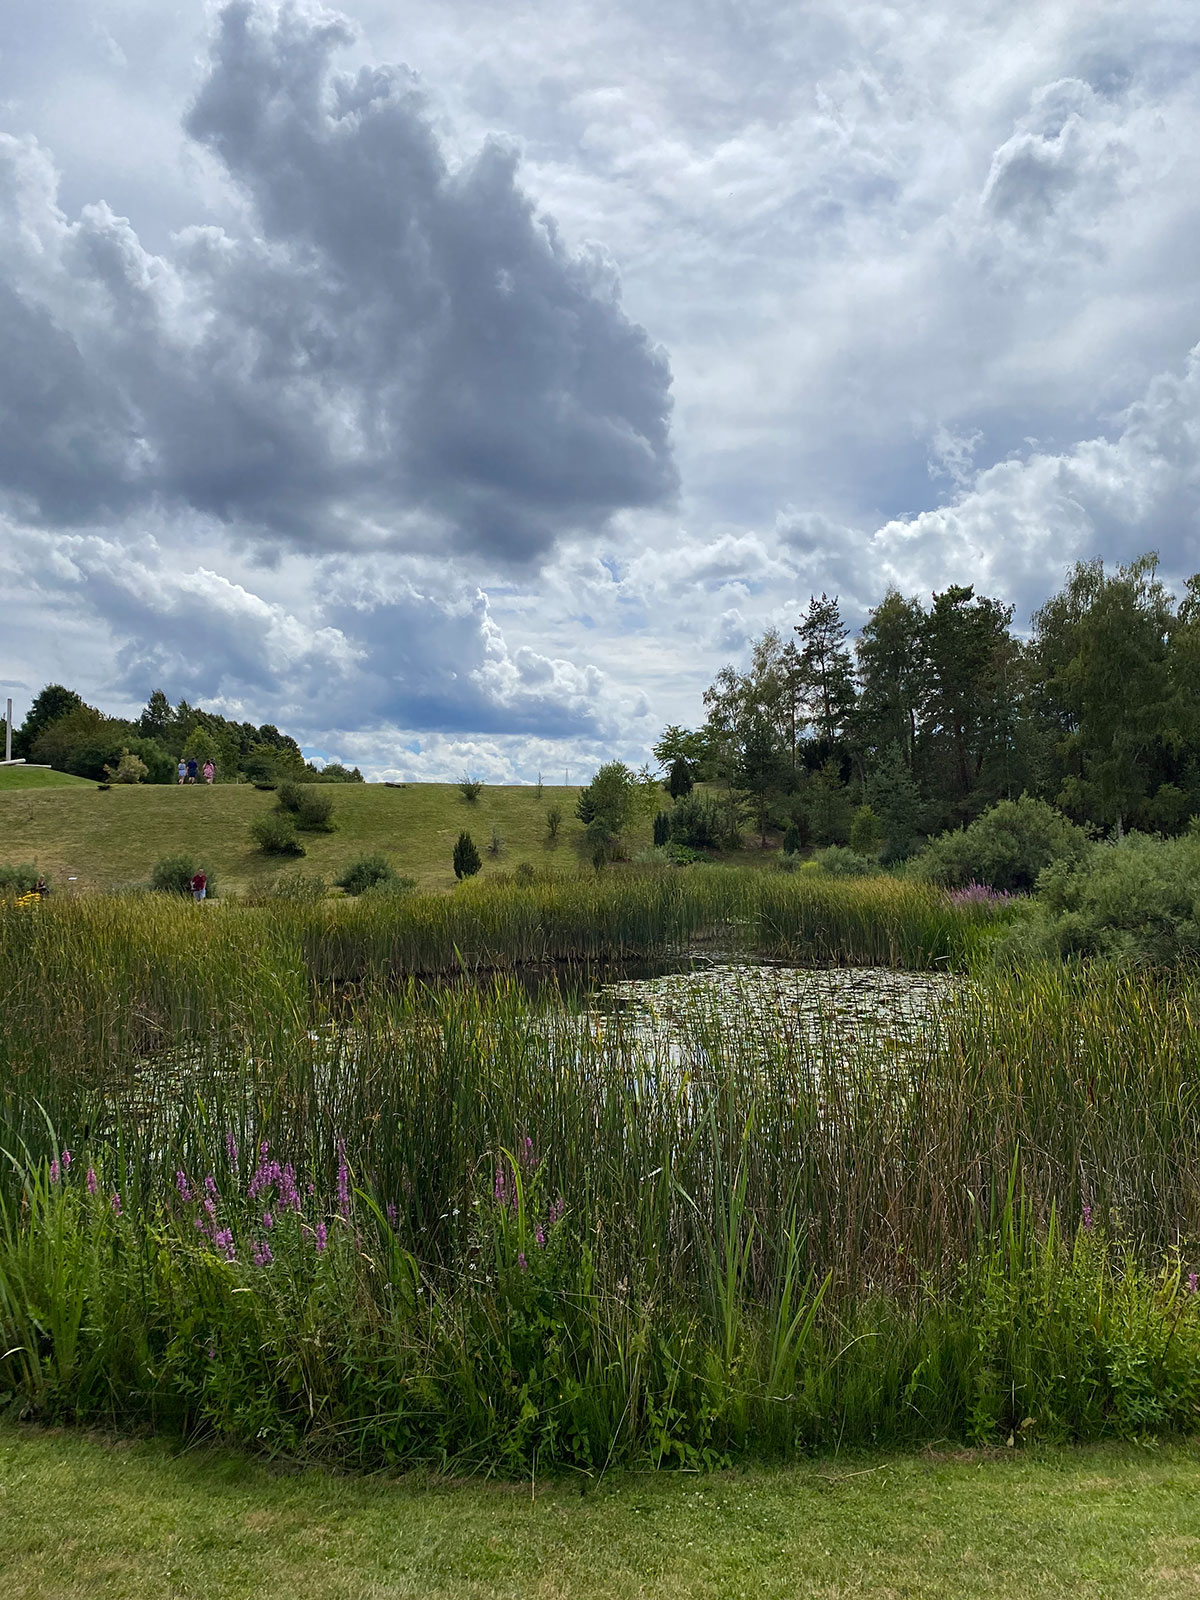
(2, 0), (1198, 779)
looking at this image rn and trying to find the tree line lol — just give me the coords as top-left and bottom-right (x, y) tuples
(655, 555), (1200, 859)
(1, 686), (363, 785)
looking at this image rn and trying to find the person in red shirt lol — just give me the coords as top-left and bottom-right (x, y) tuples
(190, 870), (207, 903)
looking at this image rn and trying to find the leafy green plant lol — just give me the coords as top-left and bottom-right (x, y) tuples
(293, 788), (335, 832)
(546, 805), (562, 840)
(250, 812), (305, 856)
(811, 845), (879, 877)
(915, 796), (1092, 893)
(458, 776), (483, 802)
(103, 748), (148, 785)
(335, 854), (396, 896)
(669, 793), (724, 850)
(150, 854), (204, 895)
(0, 863), (43, 894)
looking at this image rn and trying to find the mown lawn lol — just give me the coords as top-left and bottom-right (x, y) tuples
(0, 781), (611, 894)
(0, 765), (91, 790)
(1, 1427), (1198, 1598)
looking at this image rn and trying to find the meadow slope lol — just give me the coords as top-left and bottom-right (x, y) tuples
(0, 781), (626, 894)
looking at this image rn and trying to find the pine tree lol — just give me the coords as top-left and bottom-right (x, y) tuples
(453, 831), (482, 879)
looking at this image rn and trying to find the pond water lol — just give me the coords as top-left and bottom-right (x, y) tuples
(580, 959), (957, 1070)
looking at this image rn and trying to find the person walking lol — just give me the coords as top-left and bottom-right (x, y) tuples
(190, 869), (207, 903)
(203, 759), (215, 785)
(186, 757), (198, 784)
(177, 759), (186, 785)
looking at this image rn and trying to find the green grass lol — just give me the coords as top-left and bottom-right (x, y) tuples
(3, 1426), (1199, 1599)
(0, 764), (91, 790)
(0, 781), (602, 893)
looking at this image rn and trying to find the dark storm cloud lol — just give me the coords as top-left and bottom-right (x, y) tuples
(0, 0), (676, 561)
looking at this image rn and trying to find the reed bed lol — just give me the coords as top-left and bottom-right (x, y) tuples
(2, 883), (1198, 1470)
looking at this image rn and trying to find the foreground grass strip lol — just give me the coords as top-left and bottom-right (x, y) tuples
(2, 1428), (1199, 1600)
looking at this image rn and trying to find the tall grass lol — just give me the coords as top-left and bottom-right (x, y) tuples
(2, 885), (1198, 1469)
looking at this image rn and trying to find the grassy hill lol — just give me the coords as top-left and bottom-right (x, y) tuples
(0, 780), (646, 894)
(0, 765), (92, 791)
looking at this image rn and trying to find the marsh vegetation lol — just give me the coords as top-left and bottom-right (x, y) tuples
(1, 872), (1198, 1470)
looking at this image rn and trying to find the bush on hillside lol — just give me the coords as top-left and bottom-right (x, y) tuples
(295, 788), (335, 832)
(0, 863), (43, 894)
(103, 748), (149, 784)
(150, 854), (216, 896)
(250, 813), (305, 856)
(546, 805), (562, 840)
(669, 792), (724, 850)
(914, 796), (1092, 894)
(276, 781), (304, 812)
(1001, 829), (1200, 966)
(653, 811), (671, 847)
(336, 854), (396, 896)
(459, 776), (483, 802)
(811, 845), (879, 877)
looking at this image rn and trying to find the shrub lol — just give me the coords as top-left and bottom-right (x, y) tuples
(546, 805), (562, 839)
(150, 854), (201, 895)
(1003, 830), (1200, 966)
(335, 854), (396, 896)
(812, 845), (879, 877)
(454, 831), (482, 879)
(669, 793), (724, 850)
(782, 819), (809, 856)
(103, 748), (149, 784)
(276, 781), (304, 812)
(515, 862), (536, 885)
(652, 811), (671, 847)
(0, 863), (42, 895)
(915, 796), (1092, 894)
(250, 812), (305, 856)
(459, 776), (483, 802)
(294, 788), (335, 832)
(488, 827), (504, 857)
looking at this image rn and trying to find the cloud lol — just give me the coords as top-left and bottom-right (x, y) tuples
(0, 0), (676, 563)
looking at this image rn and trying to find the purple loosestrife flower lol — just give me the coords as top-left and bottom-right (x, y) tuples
(494, 1164), (508, 1207)
(61, 1149), (71, 1171)
(49, 1158), (60, 1184)
(263, 1212), (274, 1230)
(86, 1167), (98, 1196)
(535, 1225), (546, 1248)
(518, 1251), (528, 1273)
(251, 1240), (273, 1267)
(315, 1221), (328, 1253)
(225, 1131), (239, 1167)
(1189, 1273), (1198, 1295)
(278, 1163), (301, 1212)
(110, 1191), (123, 1216)
(213, 1228), (236, 1261)
(520, 1135), (535, 1170)
(1082, 1204), (1093, 1231)
(176, 1171), (193, 1203)
(386, 1203), (398, 1227)
(204, 1174), (220, 1201)
(550, 1196), (564, 1225)
(336, 1139), (350, 1220)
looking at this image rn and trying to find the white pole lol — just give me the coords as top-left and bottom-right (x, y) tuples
(4, 698), (10, 764)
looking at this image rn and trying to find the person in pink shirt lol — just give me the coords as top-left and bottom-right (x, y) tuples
(202, 760), (215, 784)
